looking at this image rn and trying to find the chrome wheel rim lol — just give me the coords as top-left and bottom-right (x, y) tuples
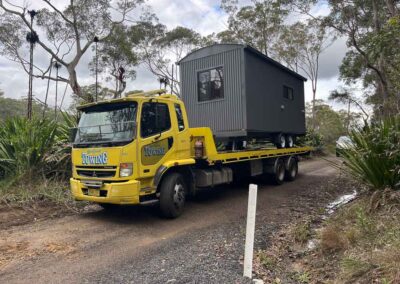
(173, 183), (185, 208)
(288, 136), (293, 147)
(278, 164), (285, 180)
(280, 136), (285, 148)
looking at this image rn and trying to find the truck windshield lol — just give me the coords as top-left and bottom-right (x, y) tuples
(74, 102), (137, 146)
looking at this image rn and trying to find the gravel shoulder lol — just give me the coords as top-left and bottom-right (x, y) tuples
(0, 158), (350, 284)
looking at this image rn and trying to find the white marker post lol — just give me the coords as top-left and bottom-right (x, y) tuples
(243, 184), (258, 279)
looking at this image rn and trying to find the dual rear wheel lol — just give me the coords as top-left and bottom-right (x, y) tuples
(275, 134), (295, 148)
(268, 157), (298, 185)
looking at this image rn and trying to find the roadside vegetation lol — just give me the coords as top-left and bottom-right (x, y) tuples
(254, 115), (400, 283)
(0, 114), (78, 209)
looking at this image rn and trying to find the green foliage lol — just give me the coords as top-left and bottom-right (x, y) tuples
(0, 115), (75, 180)
(0, 96), (43, 121)
(220, 0), (289, 56)
(89, 24), (138, 96)
(68, 84), (115, 112)
(299, 129), (324, 154)
(129, 22), (203, 94)
(342, 116), (400, 190)
(326, 1), (400, 114)
(302, 100), (350, 152)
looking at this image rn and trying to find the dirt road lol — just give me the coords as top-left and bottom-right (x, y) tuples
(0, 158), (346, 283)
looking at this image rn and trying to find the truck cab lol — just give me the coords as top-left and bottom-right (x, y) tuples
(70, 90), (194, 216)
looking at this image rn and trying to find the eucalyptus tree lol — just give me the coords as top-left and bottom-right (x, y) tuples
(130, 23), (202, 95)
(219, 0), (289, 57)
(325, 0), (400, 115)
(89, 24), (139, 98)
(292, 0), (400, 116)
(0, 0), (145, 100)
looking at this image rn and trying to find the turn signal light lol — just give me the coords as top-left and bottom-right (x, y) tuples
(120, 163), (133, 177)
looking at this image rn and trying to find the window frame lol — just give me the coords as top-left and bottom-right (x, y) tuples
(283, 85), (294, 101)
(197, 66), (225, 103)
(140, 102), (172, 138)
(174, 103), (185, 132)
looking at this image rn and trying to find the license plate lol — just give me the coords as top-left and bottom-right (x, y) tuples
(88, 188), (100, 197)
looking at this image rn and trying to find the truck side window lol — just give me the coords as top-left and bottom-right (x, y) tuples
(174, 104), (185, 131)
(141, 102), (171, 138)
(283, 86), (294, 100)
(198, 67), (224, 102)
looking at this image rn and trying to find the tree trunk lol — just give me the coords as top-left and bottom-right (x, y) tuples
(347, 99), (351, 132)
(67, 66), (84, 101)
(385, 0), (398, 16)
(311, 88), (316, 131)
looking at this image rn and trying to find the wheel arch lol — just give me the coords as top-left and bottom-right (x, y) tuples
(154, 162), (195, 196)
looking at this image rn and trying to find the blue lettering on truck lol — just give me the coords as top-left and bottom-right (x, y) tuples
(82, 152), (108, 165)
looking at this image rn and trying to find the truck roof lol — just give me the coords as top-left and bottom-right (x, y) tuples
(77, 90), (182, 110)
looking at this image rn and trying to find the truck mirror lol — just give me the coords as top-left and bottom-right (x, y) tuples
(69, 128), (78, 143)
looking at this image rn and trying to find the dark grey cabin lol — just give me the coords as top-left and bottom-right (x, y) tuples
(178, 44), (307, 141)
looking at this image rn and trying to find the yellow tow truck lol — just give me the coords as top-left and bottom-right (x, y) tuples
(70, 90), (311, 218)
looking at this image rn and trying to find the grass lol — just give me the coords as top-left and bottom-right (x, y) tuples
(257, 250), (277, 270)
(317, 195), (400, 283)
(0, 176), (80, 211)
(254, 184), (400, 283)
(292, 220), (312, 243)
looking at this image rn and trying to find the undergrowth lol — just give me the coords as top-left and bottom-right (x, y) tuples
(0, 176), (81, 211)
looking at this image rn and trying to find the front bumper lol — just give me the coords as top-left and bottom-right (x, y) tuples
(70, 178), (140, 205)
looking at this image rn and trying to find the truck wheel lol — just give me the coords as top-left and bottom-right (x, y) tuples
(159, 172), (186, 218)
(285, 135), (294, 148)
(275, 134), (286, 149)
(285, 158), (298, 181)
(272, 158), (285, 185)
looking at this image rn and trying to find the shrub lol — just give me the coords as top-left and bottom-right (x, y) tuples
(0, 116), (72, 180)
(342, 116), (400, 190)
(298, 129), (325, 154)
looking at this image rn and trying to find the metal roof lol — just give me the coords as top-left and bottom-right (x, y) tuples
(178, 43), (307, 82)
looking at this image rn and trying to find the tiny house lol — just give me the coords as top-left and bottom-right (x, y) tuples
(178, 44), (307, 147)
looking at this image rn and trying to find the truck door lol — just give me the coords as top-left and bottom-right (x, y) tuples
(138, 101), (175, 179)
(173, 103), (191, 159)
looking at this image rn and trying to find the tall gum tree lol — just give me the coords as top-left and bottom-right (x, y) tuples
(292, 0), (400, 116)
(0, 0), (144, 100)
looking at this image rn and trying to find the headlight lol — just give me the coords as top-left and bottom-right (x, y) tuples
(120, 163), (133, 177)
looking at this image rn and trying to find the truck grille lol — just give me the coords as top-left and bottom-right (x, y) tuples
(77, 169), (116, 178)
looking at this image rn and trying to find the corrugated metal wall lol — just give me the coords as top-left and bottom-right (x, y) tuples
(180, 47), (246, 137)
(245, 51), (306, 135)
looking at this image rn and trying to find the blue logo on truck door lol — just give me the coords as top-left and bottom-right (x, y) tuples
(82, 152), (108, 165)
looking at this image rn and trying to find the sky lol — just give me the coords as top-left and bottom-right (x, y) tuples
(0, 0), (353, 112)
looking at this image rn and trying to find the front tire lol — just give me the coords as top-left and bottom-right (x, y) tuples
(159, 173), (186, 218)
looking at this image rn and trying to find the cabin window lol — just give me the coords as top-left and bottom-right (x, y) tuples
(141, 102), (171, 138)
(174, 103), (185, 131)
(283, 85), (294, 100)
(197, 67), (224, 102)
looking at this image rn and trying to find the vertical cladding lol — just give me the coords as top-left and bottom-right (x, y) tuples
(180, 48), (245, 135)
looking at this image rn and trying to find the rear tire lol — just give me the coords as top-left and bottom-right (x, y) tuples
(285, 157), (298, 181)
(286, 135), (294, 148)
(275, 134), (286, 149)
(159, 173), (186, 218)
(272, 158), (285, 185)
